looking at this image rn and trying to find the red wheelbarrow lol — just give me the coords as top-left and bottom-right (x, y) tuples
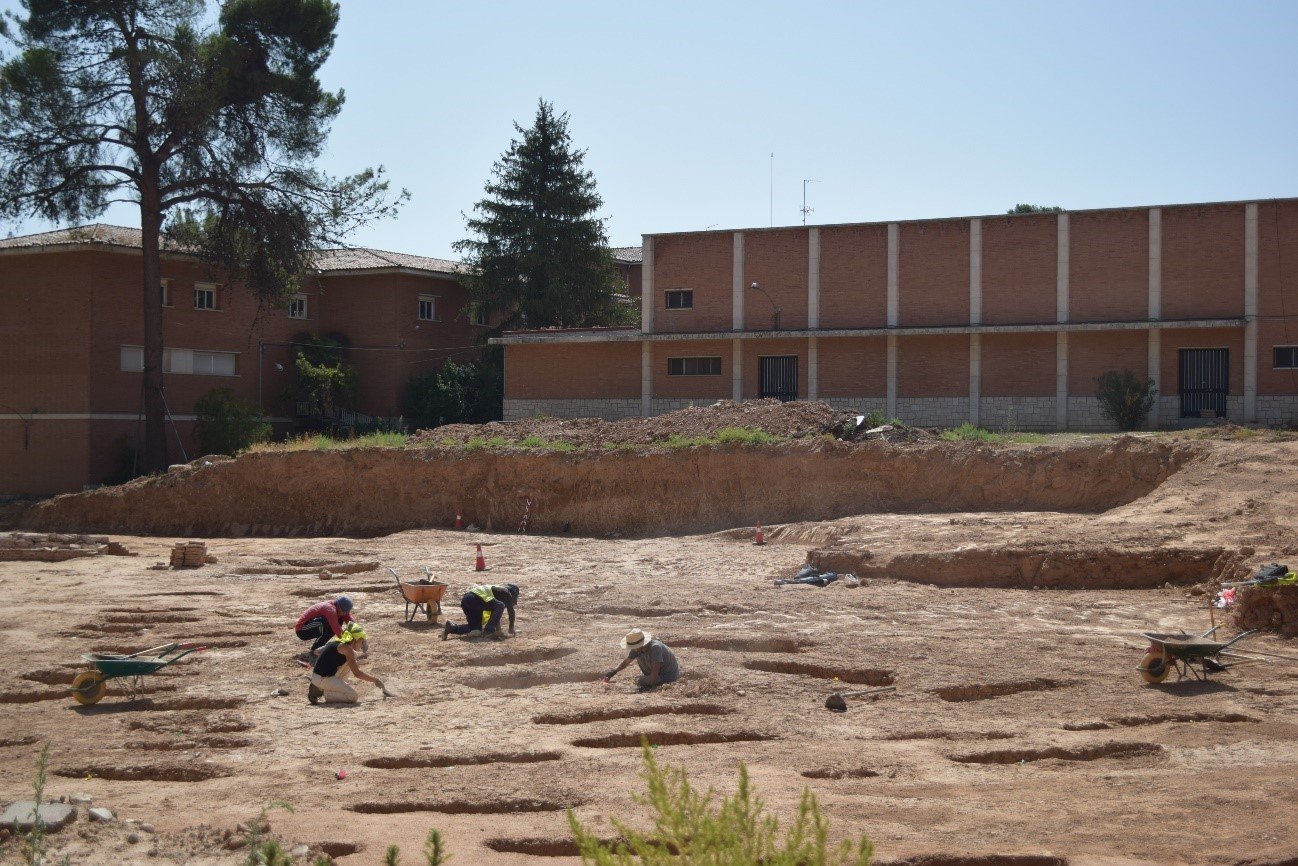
(388, 567), (448, 623)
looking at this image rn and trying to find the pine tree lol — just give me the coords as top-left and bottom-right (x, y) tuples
(455, 100), (633, 331)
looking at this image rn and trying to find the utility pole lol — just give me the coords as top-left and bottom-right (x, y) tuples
(769, 153), (774, 227)
(801, 179), (818, 225)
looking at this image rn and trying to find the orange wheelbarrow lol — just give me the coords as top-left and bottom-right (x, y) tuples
(388, 567), (447, 623)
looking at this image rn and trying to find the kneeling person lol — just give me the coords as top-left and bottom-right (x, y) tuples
(308, 623), (386, 704)
(442, 583), (519, 641)
(604, 629), (680, 689)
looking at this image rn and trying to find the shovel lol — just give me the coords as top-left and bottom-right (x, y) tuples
(825, 685), (895, 712)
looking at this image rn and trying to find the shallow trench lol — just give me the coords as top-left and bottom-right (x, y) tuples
(22, 438), (1191, 537)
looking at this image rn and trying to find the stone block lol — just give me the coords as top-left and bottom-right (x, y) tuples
(0, 801), (76, 831)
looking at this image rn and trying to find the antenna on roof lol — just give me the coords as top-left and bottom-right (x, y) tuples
(801, 179), (819, 226)
(769, 153), (774, 227)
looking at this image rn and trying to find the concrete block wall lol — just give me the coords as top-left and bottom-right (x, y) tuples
(896, 398), (971, 428)
(821, 398), (889, 417)
(502, 398), (640, 422)
(648, 398), (720, 415)
(1257, 396), (1298, 427)
(978, 397), (1058, 431)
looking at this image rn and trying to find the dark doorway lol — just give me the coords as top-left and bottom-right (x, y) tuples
(759, 356), (798, 402)
(1178, 348), (1228, 418)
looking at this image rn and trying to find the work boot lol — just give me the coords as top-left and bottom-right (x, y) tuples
(441, 621), (451, 641)
(307, 683), (323, 705)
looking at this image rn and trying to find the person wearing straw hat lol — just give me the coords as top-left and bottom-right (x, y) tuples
(308, 622), (390, 704)
(603, 628), (680, 690)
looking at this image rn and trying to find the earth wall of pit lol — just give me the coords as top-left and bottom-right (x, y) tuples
(21, 438), (1194, 538)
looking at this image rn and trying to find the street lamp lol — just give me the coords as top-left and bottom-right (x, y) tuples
(748, 281), (782, 331)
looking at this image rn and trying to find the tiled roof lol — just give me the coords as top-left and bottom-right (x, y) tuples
(0, 223), (466, 276)
(611, 245), (642, 264)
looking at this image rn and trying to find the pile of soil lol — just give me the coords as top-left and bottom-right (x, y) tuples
(1234, 585), (1298, 637)
(413, 399), (852, 449)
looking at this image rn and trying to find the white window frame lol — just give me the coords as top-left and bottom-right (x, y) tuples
(194, 283), (219, 311)
(1273, 345), (1298, 370)
(120, 345), (238, 377)
(665, 289), (694, 310)
(418, 294), (439, 322)
(288, 293), (309, 320)
(160, 278), (171, 307)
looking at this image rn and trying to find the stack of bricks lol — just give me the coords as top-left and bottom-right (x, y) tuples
(169, 541), (207, 569)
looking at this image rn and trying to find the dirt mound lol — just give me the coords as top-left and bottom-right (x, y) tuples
(22, 437), (1193, 538)
(1234, 586), (1298, 638)
(416, 399), (849, 448)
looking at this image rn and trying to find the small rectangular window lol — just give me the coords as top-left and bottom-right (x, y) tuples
(1274, 346), (1298, 369)
(120, 346), (143, 372)
(472, 305), (488, 326)
(665, 290), (693, 310)
(418, 294), (438, 322)
(194, 285), (217, 310)
(193, 350), (237, 376)
(288, 294), (308, 319)
(160, 279), (171, 307)
(667, 356), (722, 376)
(119, 345), (235, 376)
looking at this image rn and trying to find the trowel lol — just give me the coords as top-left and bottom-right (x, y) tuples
(824, 685), (895, 712)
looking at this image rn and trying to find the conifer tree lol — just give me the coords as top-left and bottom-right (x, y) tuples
(456, 100), (632, 331)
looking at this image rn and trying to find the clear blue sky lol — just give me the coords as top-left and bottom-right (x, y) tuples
(3, 1), (1296, 258)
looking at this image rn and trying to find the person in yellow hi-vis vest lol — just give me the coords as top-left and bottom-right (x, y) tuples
(441, 583), (519, 641)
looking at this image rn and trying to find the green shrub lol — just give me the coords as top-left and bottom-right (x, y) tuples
(194, 389), (272, 455)
(1095, 369), (1157, 431)
(519, 435), (546, 448)
(939, 422), (999, 443)
(569, 743), (872, 865)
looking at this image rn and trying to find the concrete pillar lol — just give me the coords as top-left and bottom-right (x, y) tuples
(887, 223), (900, 327)
(1148, 209), (1161, 320)
(732, 232), (745, 331)
(808, 336), (819, 401)
(886, 335), (898, 419)
(808, 227), (821, 330)
(1056, 213), (1070, 324)
(1147, 329), (1161, 430)
(969, 218), (982, 325)
(1245, 202), (1259, 422)
(732, 338), (743, 402)
(1056, 331), (1069, 430)
(641, 236), (654, 334)
(640, 341), (651, 417)
(969, 334), (981, 427)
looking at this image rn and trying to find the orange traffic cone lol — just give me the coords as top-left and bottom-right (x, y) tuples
(754, 523), (766, 545)
(454, 512), (463, 530)
(474, 544), (486, 572)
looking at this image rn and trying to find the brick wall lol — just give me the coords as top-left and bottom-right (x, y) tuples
(818, 337), (887, 397)
(819, 225), (888, 328)
(1070, 209), (1148, 322)
(652, 233), (732, 333)
(504, 342), (641, 399)
(899, 220), (969, 326)
(652, 339), (732, 400)
(743, 229), (809, 331)
(981, 333), (1055, 396)
(1069, 331), (1148, 396)
(898, 334), (969, 397)
(982, 214), (1056, 324)
(1162, 204), (1244, 320)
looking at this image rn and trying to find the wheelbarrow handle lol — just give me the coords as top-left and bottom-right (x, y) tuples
(122, 642), (182, 659)
(1218, 629), (1259, 651)
(834, 685), (897, 699)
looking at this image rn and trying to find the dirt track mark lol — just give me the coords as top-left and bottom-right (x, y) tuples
(102, 607), (199, 614)
(1061, 712), (1257, 731)
(671, 636), (808, 653)
(126, 735), (251, 751)
(142, 697), (247, 712)
(743, 659), (894, 686)
(879, 857), (1067, 866)
(105, 613), (203, 624)
(801, 767), (880, 779)
(935, 679), (1067, 702)
(0, 735), (41, 748)
(75, 623), (147, 633)
(317, 842), (362, 858)
(288, 583), (391, 598)
(362, 750), (562, 769)
(460, 647), (578, 667)
(881, 731), (1015, 742)
(142, 591), (222, 597)
(128, 716), (252, 735)
(349, 798), (576, 815)
(533, 704), (732, 725)
(484, 838), (583, 857)
(463, 671), (595, 690)
(572, 731), (776, 749)
(55, 764), (231, 782)
(952, 742), (1162, 765)
(0, 689), (69, 703)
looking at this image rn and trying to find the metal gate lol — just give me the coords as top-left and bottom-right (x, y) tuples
(759, 356), (798, 402)
(1179, 348), (1229, 418)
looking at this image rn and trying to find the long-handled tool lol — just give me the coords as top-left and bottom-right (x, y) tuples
(825, 685), (895, 712)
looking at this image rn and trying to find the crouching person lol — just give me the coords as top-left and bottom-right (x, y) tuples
(308, 623), (386, 705)
(604, 629), (680, 690)
(442, 583), (519, 641)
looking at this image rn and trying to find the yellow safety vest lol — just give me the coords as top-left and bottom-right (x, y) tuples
(470, 584), (497, 628)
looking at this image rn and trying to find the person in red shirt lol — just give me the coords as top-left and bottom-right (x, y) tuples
(294, 596), (355, 662)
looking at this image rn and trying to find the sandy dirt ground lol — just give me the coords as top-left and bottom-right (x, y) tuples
(3, 436), (1298, 866)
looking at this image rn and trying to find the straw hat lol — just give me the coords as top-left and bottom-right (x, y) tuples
(620, 628), (652, 650)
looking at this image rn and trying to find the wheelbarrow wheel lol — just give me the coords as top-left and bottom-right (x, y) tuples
(70, 670), (108, 705)
(1139, 651), (1171, 684)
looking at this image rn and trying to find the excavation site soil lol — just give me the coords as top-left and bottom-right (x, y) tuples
(4, 404), (1298, 865)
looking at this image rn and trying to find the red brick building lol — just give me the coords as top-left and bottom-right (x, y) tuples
(1, 225), (480, 495)
(496, 198), (1298, 431)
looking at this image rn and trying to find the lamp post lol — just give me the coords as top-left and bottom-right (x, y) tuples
(748, 282), (782, 331)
